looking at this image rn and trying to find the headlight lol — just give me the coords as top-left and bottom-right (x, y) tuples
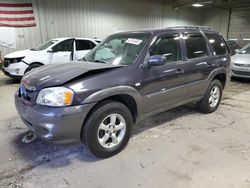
(36, 87), (74, 107)
(13, 57), (25, 64)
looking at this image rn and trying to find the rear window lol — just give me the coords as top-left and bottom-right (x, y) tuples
(205, 33), (227, 55)
(184, 34), (208, 59)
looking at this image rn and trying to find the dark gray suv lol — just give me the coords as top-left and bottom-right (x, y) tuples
(15, 26), (230, 158)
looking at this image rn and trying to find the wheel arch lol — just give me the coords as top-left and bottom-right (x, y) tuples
(80, 93), (139, 143)
(29, 62), (44, 66)
(208, 68), (228, 89)
(82, 86), (142, 116)
(24, 62), (44, 74)
(211, 72), (227, 89)
(80, 86), (143, 141)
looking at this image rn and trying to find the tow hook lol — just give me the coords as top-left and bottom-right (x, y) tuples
(22, 131), (37, 143)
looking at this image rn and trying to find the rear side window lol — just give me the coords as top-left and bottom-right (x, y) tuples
(184, 34), (208, 59)
(205, 33), (227, 55)
(76, 40), (95, 51)
(150, 35), (181, 63)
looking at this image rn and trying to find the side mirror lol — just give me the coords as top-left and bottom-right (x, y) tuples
(235, 49), (240, 53)
(147, 55), (166, 67)
(47, 49), (54, 53)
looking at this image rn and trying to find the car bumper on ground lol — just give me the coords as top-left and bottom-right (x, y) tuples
(14, 93), (96, 145)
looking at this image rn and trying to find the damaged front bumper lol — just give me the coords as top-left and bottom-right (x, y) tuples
(15, 92), (96, 145)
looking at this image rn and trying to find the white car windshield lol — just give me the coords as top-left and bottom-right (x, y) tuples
(32, 40), (58, 51)
(84, 33), (151, 65)
(239, 43), (250, 54)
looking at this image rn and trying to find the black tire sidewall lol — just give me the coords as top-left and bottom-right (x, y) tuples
(83, 101), (133, 158)
(199, 80), (223, 113)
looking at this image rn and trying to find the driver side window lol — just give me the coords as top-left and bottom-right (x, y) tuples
(52, 39), (74, 52)
(150, 35), (181, 63)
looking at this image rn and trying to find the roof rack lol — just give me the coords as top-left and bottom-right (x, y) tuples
(167, 26), (211, 30)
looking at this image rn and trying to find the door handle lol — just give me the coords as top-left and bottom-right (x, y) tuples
(176, 69), (184, 75)
(206, 63), (213, 68)
(196, 62), (212, 68)
(196, 62), (207, 66)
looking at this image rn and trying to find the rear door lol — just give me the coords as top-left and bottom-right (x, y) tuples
(141, 33), (188, 112)
(75, 39), (96, 59)
(181, 31), (213, 99)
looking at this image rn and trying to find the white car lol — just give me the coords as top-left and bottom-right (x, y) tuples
(2, 37), (100, 79)
(231, 43), (250, 79)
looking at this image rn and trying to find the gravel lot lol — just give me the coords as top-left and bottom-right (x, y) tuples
(0, 71), (250, 188)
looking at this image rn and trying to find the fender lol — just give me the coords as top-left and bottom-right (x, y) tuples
(207, 67), (228, 81)
(22, 52), (49, 66)
(192, 67), (228, 96)
(82, 86), (144, 114)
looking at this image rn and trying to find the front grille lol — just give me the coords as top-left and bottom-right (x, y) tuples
(234, 63), (250, 68)
(232, 70), (250, 76)
(3, 57), (24, 67)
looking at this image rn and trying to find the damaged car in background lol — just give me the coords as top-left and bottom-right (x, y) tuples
(2, 37), (100, 80)
(15, 26), (230, 158)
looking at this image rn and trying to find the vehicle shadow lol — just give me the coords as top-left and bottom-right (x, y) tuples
(133, 104), (197, 135)
(13, 131), (99, 169)
(231, 77), (250, 83)
(0, 74), (20, 87)
(13, 103), (198, 168)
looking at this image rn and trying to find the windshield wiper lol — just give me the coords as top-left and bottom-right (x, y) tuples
(30, 48), (36, 51)
(94, 59), (109, 64)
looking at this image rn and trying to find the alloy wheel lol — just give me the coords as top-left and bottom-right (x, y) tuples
(97, 113), (126, 149)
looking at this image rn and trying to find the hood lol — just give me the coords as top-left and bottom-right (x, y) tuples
(22, 62), (123, 90)
(231, 54), (250, 64)
(4, 49), (40, 59)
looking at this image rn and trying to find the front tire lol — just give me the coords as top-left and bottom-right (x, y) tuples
(82, 101), (133, 158)
(198, 79), (223, 114)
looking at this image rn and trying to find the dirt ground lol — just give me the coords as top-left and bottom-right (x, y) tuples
(0, 71), (250, 188)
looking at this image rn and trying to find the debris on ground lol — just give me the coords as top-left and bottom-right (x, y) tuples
(140, 163), (145, 169)
(21, 131), (37, 144)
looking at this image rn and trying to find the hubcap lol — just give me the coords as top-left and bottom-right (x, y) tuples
(209, 85), (220, 108)
(97, 113), (126, 149)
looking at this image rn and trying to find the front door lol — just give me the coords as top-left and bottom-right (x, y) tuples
(140, 33), (188, 113)
(50, 39), (74, 64)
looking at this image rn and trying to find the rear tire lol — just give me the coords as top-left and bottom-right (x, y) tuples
(198, 79), (223, 114)
(24, 64), (42, 74)
(82, 101), (133, 158)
